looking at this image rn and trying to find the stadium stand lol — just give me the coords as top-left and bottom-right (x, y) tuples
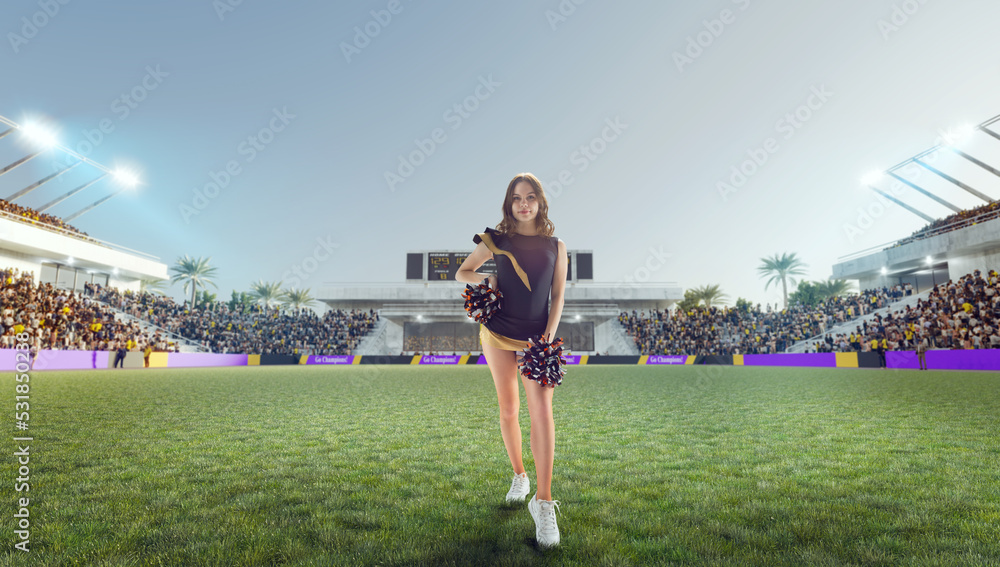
(84, 283), (378, 355)
(0, 198), (90, 239)
(888, 201), (1000, 250)
(619, 272), (999, 355)
(0, 270), (378, 356)
(1, 268), (155, 352)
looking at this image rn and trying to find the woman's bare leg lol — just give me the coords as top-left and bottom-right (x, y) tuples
(482, 341), (524, 475)
(521, 373), (555, 500)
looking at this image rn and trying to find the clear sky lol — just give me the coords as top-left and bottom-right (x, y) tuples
(2, 0), (1000, 308)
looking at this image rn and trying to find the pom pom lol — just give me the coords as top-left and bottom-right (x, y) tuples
(462, 280), (502, 324)
(518, 334), (568, 388)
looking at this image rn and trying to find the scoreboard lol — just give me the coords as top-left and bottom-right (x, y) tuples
(409, 251), (581, 282)
(428, 253), (496, 282)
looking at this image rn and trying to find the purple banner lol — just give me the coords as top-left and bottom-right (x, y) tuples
(473, 354), (581, 365)
(0, 350), (16, 370)
(926, 349), (1000, 371)
(561, 354), (582, 365)
(420, 355), (462, 364)
(886, 351), (919, 370)
(307, 355), (356, 365)
(646, 355), (688, 365)
(743, 353), (836, 368)
(166, 352), (248, 368)
(31, 350), (110, 370)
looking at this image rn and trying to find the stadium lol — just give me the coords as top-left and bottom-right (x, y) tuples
(3, 3), (1000, 565)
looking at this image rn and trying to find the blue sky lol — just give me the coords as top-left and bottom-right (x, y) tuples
(2, 0), (1000, 307)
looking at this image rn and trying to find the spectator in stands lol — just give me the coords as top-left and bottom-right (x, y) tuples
(0, 198), (91, 238)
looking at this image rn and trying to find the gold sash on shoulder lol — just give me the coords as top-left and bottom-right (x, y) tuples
(477, 231), (531, 291)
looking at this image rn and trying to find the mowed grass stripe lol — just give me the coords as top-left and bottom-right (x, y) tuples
(2, 365), (998, 566)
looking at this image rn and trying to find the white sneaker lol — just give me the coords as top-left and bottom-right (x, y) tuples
(528, 493), (561, 548)
(506, 472), (530, 503)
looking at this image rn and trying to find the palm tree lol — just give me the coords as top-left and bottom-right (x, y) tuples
(281, 288), (315, 313)
(693, 284), (729, 307)
(249, 279), (284, 308)
(758, 252), (808, 310)
(170, 255), (219, 309)
(814, 278), (855, 300)
(139, 278), (167, 295)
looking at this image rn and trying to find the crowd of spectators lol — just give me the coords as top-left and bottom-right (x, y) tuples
(890, 200), (1000, 249)
(619, 285), (917, 356)
(1, 268), (165, 354)
(83, 283), (378, 355)
(1, 270), (379, 356)
(0, 198), (90, 239)
(803, 269), (1000, 354)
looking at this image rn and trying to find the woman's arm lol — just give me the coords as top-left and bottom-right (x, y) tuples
(544, 239), (568, 343)
(455, 241), (496, 287)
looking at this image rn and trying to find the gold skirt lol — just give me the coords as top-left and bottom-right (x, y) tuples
(480, 323), (530, 352)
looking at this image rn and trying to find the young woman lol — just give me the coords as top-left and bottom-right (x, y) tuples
(455, 172), (568, 548)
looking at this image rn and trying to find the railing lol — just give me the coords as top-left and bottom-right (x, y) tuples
(88, 297), (209, 352)
(838, 206), (1000, 263)
(0, 208), (161, 261)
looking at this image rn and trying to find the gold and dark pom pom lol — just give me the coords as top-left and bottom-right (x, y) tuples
(518, 334), (568, 388)
(462, 279), (502, 323)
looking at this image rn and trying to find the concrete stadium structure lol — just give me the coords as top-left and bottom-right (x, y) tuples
(0, 210), (168, 290)
(832, 216), (1000, 292)
(316, 248), (683, 356)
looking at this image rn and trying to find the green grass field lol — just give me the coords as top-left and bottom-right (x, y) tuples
(2, 364), (998, 566)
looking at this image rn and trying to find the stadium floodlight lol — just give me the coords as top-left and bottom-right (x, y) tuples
(860, 171), (884, 186)
(67, 257), (74, 265)
(113, 168), (140, 188)
(881, 267), (888, 275)
(19, 122), (59, 149)
(926, 256), (933, 265)
(0, 114), (143, 218)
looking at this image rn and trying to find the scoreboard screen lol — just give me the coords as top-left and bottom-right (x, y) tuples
(428, 253), (496, 281)
(425, 252), (573, 282)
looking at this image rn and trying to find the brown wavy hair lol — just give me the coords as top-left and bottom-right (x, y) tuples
(496, 172), (555, 237)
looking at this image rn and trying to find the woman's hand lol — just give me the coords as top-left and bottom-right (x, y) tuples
(487, 274), (498, 290)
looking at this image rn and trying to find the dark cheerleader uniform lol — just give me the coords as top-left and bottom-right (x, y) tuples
(473, 227), (558, 348)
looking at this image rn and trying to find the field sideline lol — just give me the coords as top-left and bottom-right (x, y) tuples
(2, 365), (998, 566)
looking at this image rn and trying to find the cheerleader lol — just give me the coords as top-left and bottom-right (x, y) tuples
(456, 172), (567, 548)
